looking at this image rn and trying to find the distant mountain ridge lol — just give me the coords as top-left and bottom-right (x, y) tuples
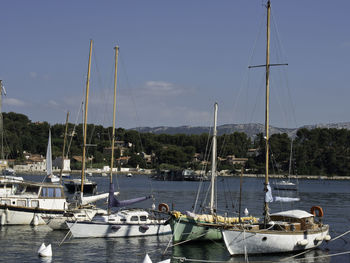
(131, 122), (350, 138)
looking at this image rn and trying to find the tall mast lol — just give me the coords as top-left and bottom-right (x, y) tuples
(209, 102), (218, 215)
(0, 80), (4, 160)
(60, 111), (70, 183)
(264, 0), (271, 224)
(81, 39), (93, 199)
(108, 45), (119, 214)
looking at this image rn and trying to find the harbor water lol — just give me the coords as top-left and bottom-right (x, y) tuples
(1, 174), (349, 262)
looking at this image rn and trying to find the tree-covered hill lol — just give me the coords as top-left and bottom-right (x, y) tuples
(3, 112), (350, 176)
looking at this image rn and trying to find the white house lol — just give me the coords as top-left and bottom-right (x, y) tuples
(52, 157), (71, 171)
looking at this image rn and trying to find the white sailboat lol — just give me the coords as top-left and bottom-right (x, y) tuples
(42, 41), (118, 230)
(168, 103), (257, 243)
(67, 45), (171, 238)
(273, 141), (297, 191)
(45, 129), (60, 183)
(221, 1), (329, 255)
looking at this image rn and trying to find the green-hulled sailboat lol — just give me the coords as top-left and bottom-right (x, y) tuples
(167, 103), (257, 243)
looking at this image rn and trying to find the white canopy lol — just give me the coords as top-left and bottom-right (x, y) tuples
(270, 209), (314, 219)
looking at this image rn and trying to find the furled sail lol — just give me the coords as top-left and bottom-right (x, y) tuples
(265, 184), (300, 202)
(108, 182), (151, 208)
(46, 129), (52, 176)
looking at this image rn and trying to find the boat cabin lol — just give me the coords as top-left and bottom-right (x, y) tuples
(0, 181), (67, 210)
(269, 209), (316, 231)
(95, 209), (163, 225)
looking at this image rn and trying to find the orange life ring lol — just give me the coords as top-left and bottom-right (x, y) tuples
(310, 206), (324, 217)
(158, 203), (169, 213)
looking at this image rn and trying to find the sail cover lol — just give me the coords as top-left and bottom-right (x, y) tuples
(108, 182), (151, 208)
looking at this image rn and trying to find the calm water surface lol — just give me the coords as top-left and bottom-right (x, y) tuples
(1, 174), (350, 263)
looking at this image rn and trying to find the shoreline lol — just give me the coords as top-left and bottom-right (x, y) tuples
(11, 169), (350, 180)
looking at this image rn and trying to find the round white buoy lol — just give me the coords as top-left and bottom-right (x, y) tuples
(324, 235), (331, 241)
(38, 243), (46, 254)
(39, 244), (52, 257)
(142, 253), (152, 263)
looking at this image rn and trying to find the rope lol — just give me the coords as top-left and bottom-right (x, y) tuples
(172, 257), (228, 263)
(329, 229), (350, 242)
(290, 250), (350, 262)
(163, 216), (182, 254)
(173, 250), (350, 263)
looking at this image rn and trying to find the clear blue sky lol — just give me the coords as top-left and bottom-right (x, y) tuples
(1, 0), (349, 129)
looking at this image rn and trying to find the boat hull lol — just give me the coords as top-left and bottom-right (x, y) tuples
(170, 216), (222, 243)
(0, 205), (64, 225)
(43, 208), (100, 230)
(66, 221), (171, 238)
(222, 225), (329, 255)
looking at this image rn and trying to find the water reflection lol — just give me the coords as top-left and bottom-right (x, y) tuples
(172, 242), (331, 263)
(1, 175), (349, 262)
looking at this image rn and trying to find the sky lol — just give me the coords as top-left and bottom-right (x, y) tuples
(1, 0), (349, 129)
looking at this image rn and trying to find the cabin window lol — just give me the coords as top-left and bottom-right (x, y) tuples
(25, 186), (40, 194)
(1, 199), (10, 205)
(47, 188), (55, 197)
(41, 187), (47, 197)
(120, 218), (126, 222)
(55, 188), (62, 198)
(16, 185), (25, 194)
(17, 200), (26, 207)
(31, 200), (39, 207)
(130, 216), (139, 222)
(140, 216), (147, 221)
(41, 187), (57, 197)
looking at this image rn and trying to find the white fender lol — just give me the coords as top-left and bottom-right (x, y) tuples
(297, 239), (308, 246)
(324, 235), (331, 241)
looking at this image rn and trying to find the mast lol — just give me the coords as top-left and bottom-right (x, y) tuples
(264, 0), (271, 224)
(0, 80), (4, 161)
(209, 102), (218, 215)
(81, 40), (93, 199)
(60, 111), (70, 183)
(288, 140), (293, 180)
(108, 45), (119, 214)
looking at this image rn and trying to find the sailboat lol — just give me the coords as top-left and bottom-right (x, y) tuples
(221, 1), (330, 255)
(168, 103), (257, 243)
(0, 80), (16, 177)
(42, 41), (118, 230)
(63, 41), (97, 195)
(273, 140), (297, 191)
(45, 129), (60, 183)
(66, 45), (171, 238)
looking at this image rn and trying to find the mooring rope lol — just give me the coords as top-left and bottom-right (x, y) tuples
(328, 229), (350, 242)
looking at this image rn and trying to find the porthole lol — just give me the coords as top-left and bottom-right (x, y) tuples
(262, 237), (267, 241)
